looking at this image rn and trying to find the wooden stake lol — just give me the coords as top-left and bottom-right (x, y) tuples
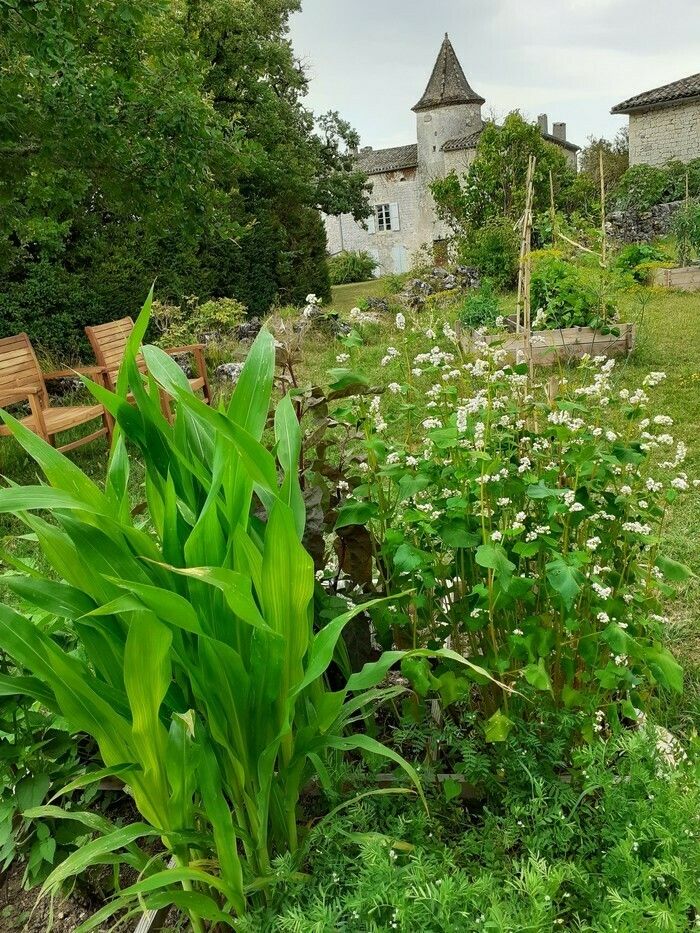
(599, 148), (607, 267)
(549, 169), (556, 246)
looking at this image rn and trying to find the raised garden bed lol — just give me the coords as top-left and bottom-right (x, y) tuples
(652, 265), (700, 291)
(460, 323), (636, 366)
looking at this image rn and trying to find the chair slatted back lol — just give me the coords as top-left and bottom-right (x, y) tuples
(0, 333), (47, 406)
(85, 317), (147, 386)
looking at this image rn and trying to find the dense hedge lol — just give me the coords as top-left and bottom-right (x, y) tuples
(615, 159), (700, 212)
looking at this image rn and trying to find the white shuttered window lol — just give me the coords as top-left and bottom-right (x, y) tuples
(374, 202), (400, 232)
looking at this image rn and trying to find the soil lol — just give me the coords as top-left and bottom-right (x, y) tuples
(0, 863), (103, 932)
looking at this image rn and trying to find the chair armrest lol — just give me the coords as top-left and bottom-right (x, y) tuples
(43, 366), (106, 380)
(0, 385), (42, 406)
(164, 344), (206, 355)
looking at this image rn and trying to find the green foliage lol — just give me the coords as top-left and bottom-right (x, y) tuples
(530, 252), (621, 329)
(328, 252), (378, 286)
(152, 296), (246, 348)
(241, 725), (700, 932)
(458, 219), (520, 290)
(457, 279), (501, 329)
(330, 316), (690, 730)
(579, 129), (630, 195)
(615, 159), (700, 211)
(0, 690), (104, 888)
(0, 298), (427, 923)
(431, 112), (583, 233)
(615, 165), (669, 212)
(0, 0), (354, 352)
(614, 244), (670, 283)
(670, 199), (700, 266)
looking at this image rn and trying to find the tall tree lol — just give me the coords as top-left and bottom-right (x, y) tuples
(431, 111), (583, 234)
(0, 0), (369, 350)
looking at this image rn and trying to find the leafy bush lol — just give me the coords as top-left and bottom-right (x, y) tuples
(457, 279), (501, 329)
(615, 159), (700, 211)
(459, 218), (519, 290)
(613, 244), (669, 282)
(530, 253), (619, 329)
(328, 251), (378, 285)
(616, 164), (673, 212)
(670, 199), (700, 266)
(331, 318), (691, 738)
(151, 295), (246, 348)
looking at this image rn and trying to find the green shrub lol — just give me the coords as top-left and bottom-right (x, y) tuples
(530, 253), (618, 329)
(151, 295), (246, 348)
(671, 199), (700, 266)
(613, 243), (669, 283)
(457, 278), (501, 329)
(459, 218), (519, 290)
(615, 159), (700, 211)
(328, 251), (378, 285)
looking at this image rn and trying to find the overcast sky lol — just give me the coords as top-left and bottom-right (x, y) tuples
(290, 0), (700, 151)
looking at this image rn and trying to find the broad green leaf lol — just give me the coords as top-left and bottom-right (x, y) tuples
(546, 556), (582, 608)
(521, 659), (552, 692)
(655, 555), (696, 582)
(484, 709), (514, 743)
(475, 543), (516, 577)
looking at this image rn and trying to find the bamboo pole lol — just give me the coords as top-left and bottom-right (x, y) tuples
(599, 148), (607, 267)
(516, 155), (536, 334)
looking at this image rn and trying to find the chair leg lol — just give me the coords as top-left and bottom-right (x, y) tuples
(103, 409), (114, 443)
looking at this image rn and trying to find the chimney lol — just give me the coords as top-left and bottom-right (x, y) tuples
(552, 121), (567, 142)
(537, 114), (548, 135)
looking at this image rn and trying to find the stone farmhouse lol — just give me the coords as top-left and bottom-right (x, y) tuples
(612, 74), (700, 167)
(324, 34), (579, 276)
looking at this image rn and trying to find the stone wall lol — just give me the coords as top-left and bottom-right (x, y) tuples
(606, 199), (684, 243)
(629, 100), (700, 167)
(323, 168), (428, 275)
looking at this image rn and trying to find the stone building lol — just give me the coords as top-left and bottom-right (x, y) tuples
(612, 74), (700, 167)
(324, 34), (579, 275)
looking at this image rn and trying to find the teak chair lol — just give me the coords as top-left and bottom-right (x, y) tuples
(0, 333), (111, 452)
(85, 317), (212, 412)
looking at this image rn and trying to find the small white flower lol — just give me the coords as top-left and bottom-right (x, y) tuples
(395, 312), (406, 331)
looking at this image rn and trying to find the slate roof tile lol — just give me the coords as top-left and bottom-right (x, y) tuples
(612, 74), (700, 114)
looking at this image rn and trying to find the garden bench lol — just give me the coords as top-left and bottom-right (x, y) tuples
(0, 333), (111, 452)
(85, 317), (212, 413)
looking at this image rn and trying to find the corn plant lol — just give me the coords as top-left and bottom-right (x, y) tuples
(0, 296), (488, 930)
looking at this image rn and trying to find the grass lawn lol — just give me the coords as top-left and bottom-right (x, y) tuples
(328, 278), (389, 315)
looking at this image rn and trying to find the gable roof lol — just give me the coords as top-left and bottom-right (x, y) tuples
(612, 73), (700, 114)
(356, 143), (418, 176)
(413, 34), (485, 112)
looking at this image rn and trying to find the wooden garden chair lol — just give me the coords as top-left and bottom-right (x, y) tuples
(0, 333), (111, 452)
(85, 317), (212, 413)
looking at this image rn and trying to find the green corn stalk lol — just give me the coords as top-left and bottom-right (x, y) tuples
(0, 294), (475, 928)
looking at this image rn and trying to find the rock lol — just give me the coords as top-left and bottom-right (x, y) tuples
(234, 316), (262, 342)
(606, 200), (684, 243)
(363, 296), (391, 314)
(216, 361), (245, 383)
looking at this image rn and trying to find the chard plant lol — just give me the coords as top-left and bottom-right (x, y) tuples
(0, 296), (485, 929)
(332, 315), (694, 739)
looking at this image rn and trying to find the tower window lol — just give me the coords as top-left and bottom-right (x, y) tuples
(376, 203), (392, 231)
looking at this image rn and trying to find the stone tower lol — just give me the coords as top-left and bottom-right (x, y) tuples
(413, 33), (484, 178)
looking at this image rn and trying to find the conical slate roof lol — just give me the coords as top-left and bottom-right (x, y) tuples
(413, 34), (485, 112)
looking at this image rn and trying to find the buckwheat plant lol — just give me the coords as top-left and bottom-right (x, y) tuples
(336, 322), (693, 736)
